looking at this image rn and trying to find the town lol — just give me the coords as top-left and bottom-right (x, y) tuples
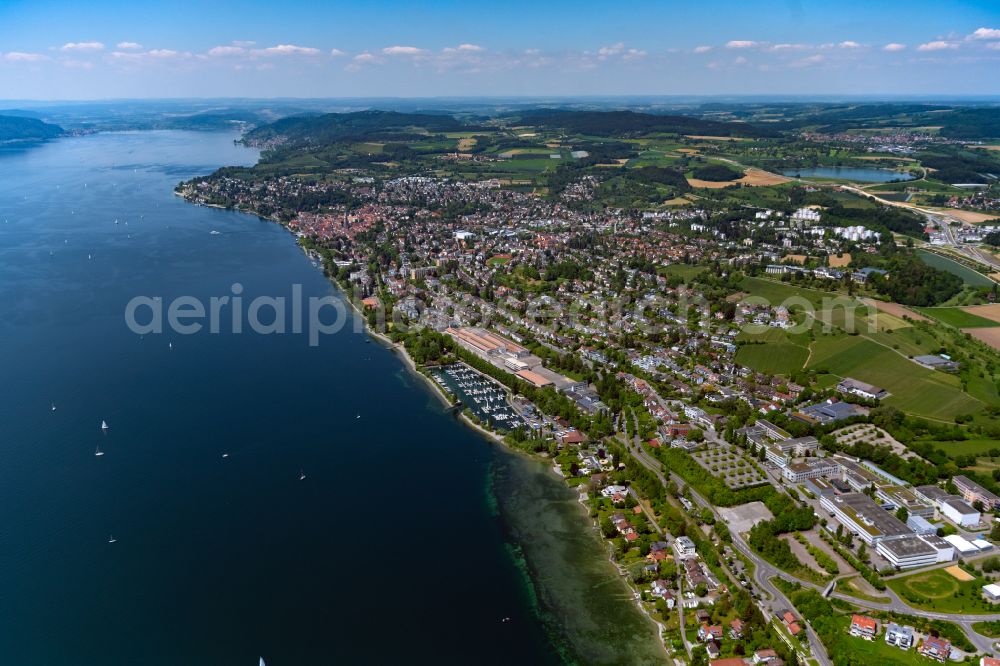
(178, 105), (1000, 666)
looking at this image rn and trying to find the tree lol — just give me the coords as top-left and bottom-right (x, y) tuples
(895, 506), (909, 523)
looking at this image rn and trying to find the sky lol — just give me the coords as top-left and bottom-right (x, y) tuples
(1, 0), (999, 99)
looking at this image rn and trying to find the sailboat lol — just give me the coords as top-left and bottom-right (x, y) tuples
(260, 658), (266, 666)
(101, 419), (108, 432)
(356, 414), (361, 419)
(51, 403), (56, 412)
(95, 444), (104, 457)
(108, 535), (116, 544)
(299, 469), (306, 481)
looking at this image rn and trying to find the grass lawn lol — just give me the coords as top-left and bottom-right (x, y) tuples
(972, 620), (1000, 638)
(736, 343), (809, 376)
(867, 326), (938, 358)
(913, 306), (1000, 329)
(887, 566), (996, 613)
(658, 264), (704, 281)
(806, 334), (983, 420)
(930, 439), (1000, 457)
(839, 576), (890, 604)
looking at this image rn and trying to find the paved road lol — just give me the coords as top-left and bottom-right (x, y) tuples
(618, 425), (828, 666)
(616, 408), (1000, 660)
(841, 184), (1000, 275)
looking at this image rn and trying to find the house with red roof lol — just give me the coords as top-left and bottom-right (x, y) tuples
(919, 636), (951, 662)
(849, 614), (878, 640)
(698, 624), (723, 642)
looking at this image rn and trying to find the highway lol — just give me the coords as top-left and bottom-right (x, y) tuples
(841, 184), (1000, 275)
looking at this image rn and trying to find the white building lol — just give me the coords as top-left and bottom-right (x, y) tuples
(943, 534), (978, 555)
(674, 536), (696, 560)
(876, 535), (954, 570)
(942, 497), (980, 528)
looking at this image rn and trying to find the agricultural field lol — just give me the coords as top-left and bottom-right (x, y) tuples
(806, 333), (984, 420)
(913, 306), (1000, 328)
(738, 276), (842, 309)
(735, 342), (809, 376)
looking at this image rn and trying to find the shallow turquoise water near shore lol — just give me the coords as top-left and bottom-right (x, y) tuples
(0, 131), (660, 664)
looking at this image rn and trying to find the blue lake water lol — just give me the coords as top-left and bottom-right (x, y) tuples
(781, 166), (916, 182)
(0, 131), (661, 665)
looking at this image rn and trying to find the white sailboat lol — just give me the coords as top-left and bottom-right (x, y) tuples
(260, 658), (266, 666)
(101, 419), (108, 432)
(299, 469), (306, 481)
(95, 444), (104, 457)
(51, 402), (56, 412)
(107, 535), (116, 544)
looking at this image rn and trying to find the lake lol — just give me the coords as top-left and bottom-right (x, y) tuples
(782, 166), (916, 182)
(0, 131), (662, 665)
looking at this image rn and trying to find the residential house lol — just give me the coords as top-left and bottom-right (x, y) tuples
(729, 619), (745, 639)
(885, 623), (914, 649)
(753, 649), (781, 663)
(849, 614), (878, 640)
(698, 624), (723, 642)
(919, 637), (951, 662)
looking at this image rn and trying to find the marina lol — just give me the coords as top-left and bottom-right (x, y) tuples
(431, 363), (525, 431)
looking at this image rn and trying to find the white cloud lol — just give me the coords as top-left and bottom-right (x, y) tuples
(208, 46), (245, 56)
(988, 42), (1000, 51)
(769, 43), (806, 51)
(917, 40), (958, 51)
(146, 49), (180, 58)
(330, 48), (347, 57)
(595, 43), (645, 61)
(839, 41), (862, 49)
(791, 54), (825, 67)
(454, 43), (483, 52)
(883, 43), (906, 52)
(693, 45), (712, 54)
(116, 42), (142, 50)
(3, 51), (46, 62)
(256, 44), (321, 56)
(382, 45), (425, 56)
(725, 40), (757, 49)
(61, 41), (104, 52)
(597, 42), (625, 57)
(969, 27), (1000, 40)
(353, 52), (377, 63)
(733, 55), (748, 65)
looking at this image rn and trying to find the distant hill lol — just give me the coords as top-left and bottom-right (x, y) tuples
(0, 114), (64, 141)
(513, 109), (778, 138)
(0, 109), (47, 119)
(242, 109), (464, 146)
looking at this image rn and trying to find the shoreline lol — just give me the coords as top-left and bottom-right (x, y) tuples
(179, 189), (669, 661)
(328, 255), (670, 660)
